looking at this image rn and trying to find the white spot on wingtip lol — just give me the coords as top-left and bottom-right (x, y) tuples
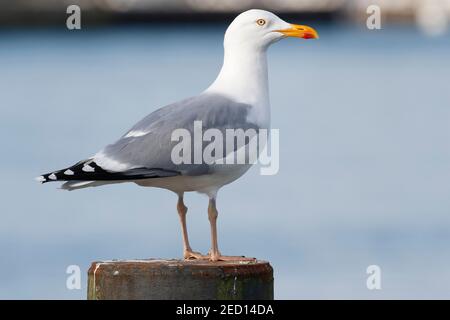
(49, 173), (57, 180)
(35, 176), (46, 183)
(64, 169), (74, 175)
(82, 164), (95, 172)
(93, 151), (131, 172)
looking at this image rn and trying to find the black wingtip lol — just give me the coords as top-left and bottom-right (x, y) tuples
(37, 159), (181, 184)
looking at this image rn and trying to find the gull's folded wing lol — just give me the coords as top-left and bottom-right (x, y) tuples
(37, 92), (258, 184)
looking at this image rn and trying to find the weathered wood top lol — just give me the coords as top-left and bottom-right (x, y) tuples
(89, 258), (270, 270)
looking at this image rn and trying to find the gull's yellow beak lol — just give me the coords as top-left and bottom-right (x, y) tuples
(277, 24), (319, 39)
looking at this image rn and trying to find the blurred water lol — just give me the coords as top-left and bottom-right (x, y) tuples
(0, 24), (449, 299)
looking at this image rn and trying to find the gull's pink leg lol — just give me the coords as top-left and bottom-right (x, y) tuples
(208, 198), (256, 262)
(177, 195), (208, 260)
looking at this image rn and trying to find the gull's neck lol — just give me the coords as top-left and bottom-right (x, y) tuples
(205, 45), (270, 126)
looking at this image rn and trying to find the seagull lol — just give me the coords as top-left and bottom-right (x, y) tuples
(37, 9), (318, 261)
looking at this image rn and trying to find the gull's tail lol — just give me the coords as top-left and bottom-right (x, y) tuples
(36, 159), (181, 190)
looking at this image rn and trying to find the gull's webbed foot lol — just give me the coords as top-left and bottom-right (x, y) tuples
(208, 250), (256, 262)
(183, 249), (210, 260)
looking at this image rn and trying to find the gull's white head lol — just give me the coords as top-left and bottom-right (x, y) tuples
(207, 9), (318, 112)
(224, 9), (319, 51)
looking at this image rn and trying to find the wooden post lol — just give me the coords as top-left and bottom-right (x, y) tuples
(87, 259), (273, 300)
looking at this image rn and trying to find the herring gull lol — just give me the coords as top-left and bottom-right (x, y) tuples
(36, 9), (318, 261)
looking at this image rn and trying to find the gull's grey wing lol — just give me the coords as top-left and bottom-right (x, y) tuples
(93, 93), (259, 176)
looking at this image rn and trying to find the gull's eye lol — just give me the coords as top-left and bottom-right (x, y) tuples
(256, 19), (266, 26)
